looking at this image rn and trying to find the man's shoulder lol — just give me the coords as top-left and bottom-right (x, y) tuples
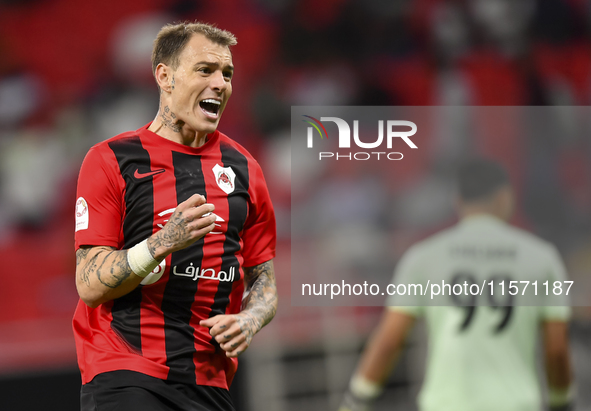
(81, 129), (139, 162)
(80, 129), (144, 172)
(404, 221), (554, 255)
(396, 226), (459, 266)
(90, 129), (142, 151)
(498, 223), (554, 251)
(217, 131), (259, 164)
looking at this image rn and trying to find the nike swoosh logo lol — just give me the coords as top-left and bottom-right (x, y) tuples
(134, 169), (165, 179)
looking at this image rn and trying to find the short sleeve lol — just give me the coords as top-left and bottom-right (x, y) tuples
(75, 146), (123, 250)
(540, 245), (571, 321)
(385, 245), (426, 317)
(241, 160), (276, 267)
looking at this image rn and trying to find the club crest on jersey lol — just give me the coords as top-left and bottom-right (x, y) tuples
(212, 164), (236, 194)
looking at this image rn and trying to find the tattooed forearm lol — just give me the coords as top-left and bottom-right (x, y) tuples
(95, 250), (132, 288)
(241, 260), (278, 334)
(199, 260), (277, 357)
(161, 105), (183, 132)
(76, 248), (92, 286)
(76, 242), (156, 307)
(76, 246), (133, 289)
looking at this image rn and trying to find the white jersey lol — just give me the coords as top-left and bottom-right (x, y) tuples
(386, 214), (570, 411)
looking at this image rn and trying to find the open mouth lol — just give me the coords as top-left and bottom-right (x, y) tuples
(199, 98), (221, 118)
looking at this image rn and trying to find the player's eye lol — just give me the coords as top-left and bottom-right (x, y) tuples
(197, 67), (211, 74)
(223, 71), (233, 80)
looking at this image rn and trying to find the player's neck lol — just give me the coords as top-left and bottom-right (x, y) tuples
(148, 113), (208, 148)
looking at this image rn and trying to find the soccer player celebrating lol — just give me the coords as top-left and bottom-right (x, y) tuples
(339, 159), (573, 411)
(74, 22), (277, 411)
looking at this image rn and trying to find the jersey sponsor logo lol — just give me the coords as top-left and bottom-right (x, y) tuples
(75, 197), (89, 231)
(133, 168), (165, 179)
(172, 264), (236, 282)
(156, 207), (225, 234)
(212, 164), (236, 194)
(140, 259), (166, 285)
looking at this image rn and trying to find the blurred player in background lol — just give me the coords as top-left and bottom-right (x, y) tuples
(73, 22), (277, 411)
(339, 159), (573, 411)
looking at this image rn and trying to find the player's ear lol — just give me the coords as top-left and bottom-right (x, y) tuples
(155, 63), (172, 94)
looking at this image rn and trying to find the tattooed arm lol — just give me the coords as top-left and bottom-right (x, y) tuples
(76, 194), (216, 308)
(200, 260), (278, 357)
(76, 246), (141, 308)
(241, 260), (278, 331)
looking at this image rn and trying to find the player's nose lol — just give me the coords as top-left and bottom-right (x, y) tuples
(210, 70), (228, 92)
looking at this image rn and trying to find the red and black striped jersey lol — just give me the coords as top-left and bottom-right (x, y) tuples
(73, 124), (276, 389)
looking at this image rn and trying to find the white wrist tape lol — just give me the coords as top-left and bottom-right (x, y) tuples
(127, 239), (160, 278)
(549, 385), (574, 407)
(350, 375), (383, 400)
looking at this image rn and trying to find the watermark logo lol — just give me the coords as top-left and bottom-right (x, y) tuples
(302, 115), (418, 160)
(302, 115), (329, 146)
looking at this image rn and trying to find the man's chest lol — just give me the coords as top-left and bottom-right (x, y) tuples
(119, 153), (250, 242)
